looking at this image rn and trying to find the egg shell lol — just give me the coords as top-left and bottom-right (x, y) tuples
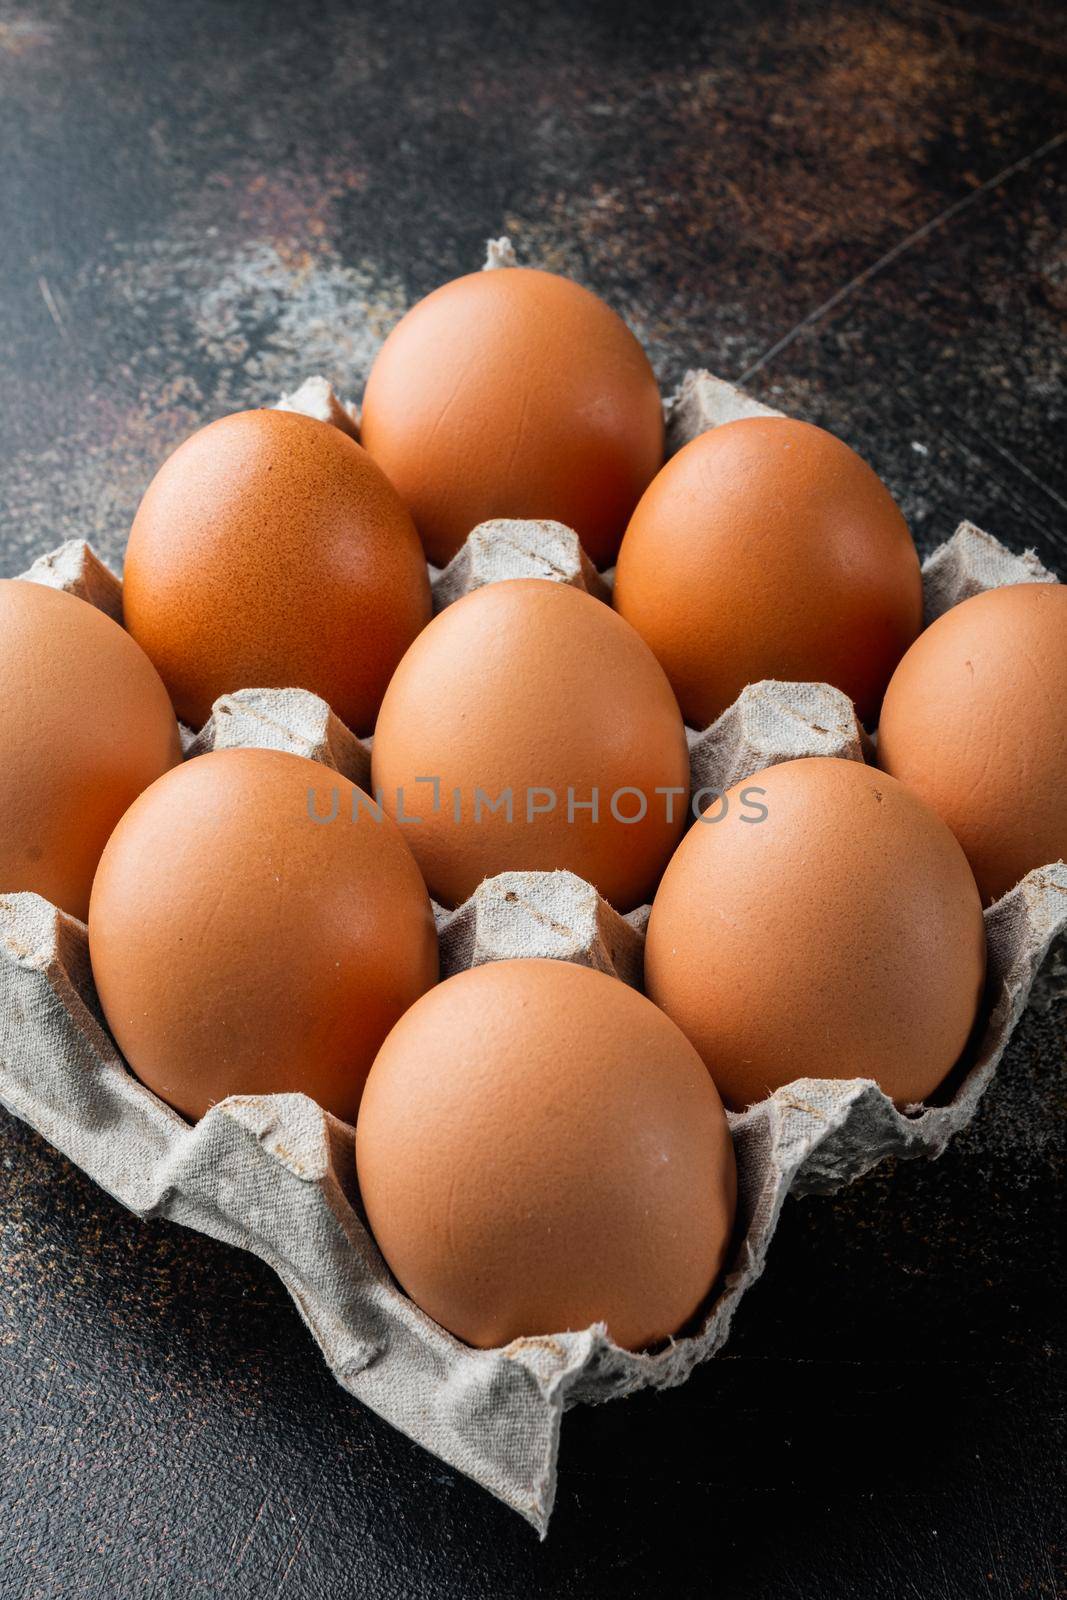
(877, 581), (1067, 903)
(355, 959), (737, 1351)
(88, 747), (438, 1124)
(644, 757), (986, 1110)
(612, 417), (923, 729)
(0, 579), (181, 920)
(369, 578), (691, 911)
(360, 268), (664, 568)
(122, 408), (431, 733)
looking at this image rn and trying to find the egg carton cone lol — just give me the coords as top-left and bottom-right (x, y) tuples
(274, 373), (361, 440)
(429, 517), (610, 611)
(3, 370), (1065, 1532)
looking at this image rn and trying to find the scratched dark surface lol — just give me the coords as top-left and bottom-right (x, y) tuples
(0, 1), (1065, 1596)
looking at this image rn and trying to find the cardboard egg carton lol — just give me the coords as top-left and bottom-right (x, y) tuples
(2, 361), (1065, 1533)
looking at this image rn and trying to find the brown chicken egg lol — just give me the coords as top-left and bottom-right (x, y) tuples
(612, 417), (923, 729)
(0, 579), (181, 920)
(644, 757), (986, 1110)
(878, 581), (1067, 903)
(122, 408), (431, 732)
(88, 747), (438, 1123)
(356, 959), (737, 1351)
(370, 578), (691, 911)
(360, 267), (664, 568)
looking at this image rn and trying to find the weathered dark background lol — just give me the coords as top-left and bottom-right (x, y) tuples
(1, 1), (1064, 1595)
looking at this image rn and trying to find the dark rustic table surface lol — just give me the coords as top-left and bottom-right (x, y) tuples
(1, 2), (1065, 1596)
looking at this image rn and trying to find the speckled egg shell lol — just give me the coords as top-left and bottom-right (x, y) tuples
(0, 579), (181, 920)
(360, 268), (664, 568)
(88, 747), (439, 1124)
(355, 959), (737, 1351)
(644, 757), (986, 1110)
(369, 578), (691, 911)
(612, 417), (923, 729)
(878, 582), (1067, 904)
(122, 409), (431, 733)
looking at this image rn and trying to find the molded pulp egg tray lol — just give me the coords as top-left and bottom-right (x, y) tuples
(2, 252), (1065, 1534)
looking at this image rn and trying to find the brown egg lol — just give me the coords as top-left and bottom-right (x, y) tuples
(122, 409), (431, 732)
(88, 748), (438, 1123)
(644, 757), (986, 1109)
(613, 418), (923, 729)
(370, 579), (690, 911)
(878, 582), (1067, 903)
(0, 580), (181, 920)
(356, 959), (736, 1351)
(360, 268), (664, 568)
